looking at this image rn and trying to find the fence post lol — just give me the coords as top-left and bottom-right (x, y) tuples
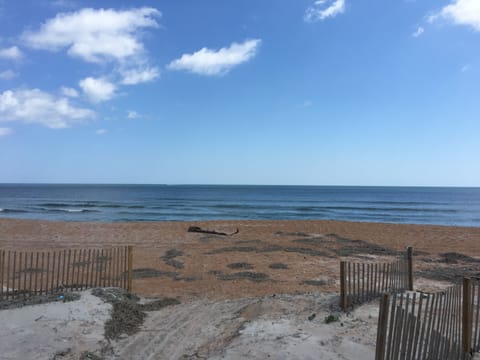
(407, 246), (413, 291)
(127, 246), (133, 292)
(375, 293), (390, 360)
(340, 261), (347, 310)
(463, 277), (473, 355)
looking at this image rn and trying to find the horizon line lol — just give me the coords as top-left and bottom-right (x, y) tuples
(0, 182), (479, 188)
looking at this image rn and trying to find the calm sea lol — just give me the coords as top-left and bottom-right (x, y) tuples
(0, 184), (479, 227)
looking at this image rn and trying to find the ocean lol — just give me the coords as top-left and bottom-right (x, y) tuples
(0, 184), (479, 227)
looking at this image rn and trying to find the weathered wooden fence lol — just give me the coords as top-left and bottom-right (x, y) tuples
(0, 246), (133, 300)
(340, 247), (413, 310)
(375, 278), (480, 360)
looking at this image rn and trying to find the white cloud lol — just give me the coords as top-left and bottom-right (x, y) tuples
(428, 0), (480, 31)
(79, 77), (116, 103)
(412, 27), (425, 37)
(127, 110), (141, 119)
(120, 66), (159, 85)
(22, 7), (161, 63)
(60, 86), (79, 97)
(0, 46), (23, 60)
(167, 39), (261, 76)
(304, 0), (346, 22)
(0, 88), (94, 128)
(0, 127), (13, 137)
(0, 70), (17, 80)
(96, 128), (107, 135)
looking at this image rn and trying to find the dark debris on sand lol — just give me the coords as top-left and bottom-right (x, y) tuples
(161, 249), (185, 259)
(302, 279), (331, 287)
(227, 262), (254, 270)
(91, 288), (179, 340)
(274, 231), (310, 237)
(129, 268), (179, 279)
(416, 266), (480, 284)
(269, 263), (289, 270)
(206, 244), (331, 258)
(161, 249), (186, 269)
(0, 292), (79, 311)
(214, 271), (270, 282)
(164, 258), (185, 269)
(440, 252), (480, 264)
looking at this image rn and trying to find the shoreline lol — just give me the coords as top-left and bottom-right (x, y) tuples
(3, 216), (480, 228)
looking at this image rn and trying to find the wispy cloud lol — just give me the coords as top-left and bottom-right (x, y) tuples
(412, 26), (425, 37)
(0, 70), (17, 80)
(60, 86), (79, 97)
(127, 110), (141, 119)
(96, 128), (107, 135)
(0, 88), (94, 128)
(22, 7), (161, 63)
(0, 46), (23, 60)
(461, 64), (470, 72)
(120, 66), (159, 85)
(0, 127), (13, 137)
(304, 0), (346, 22)
(79, 77), (116, 103)
(428, 0), (480, 31)
(168, 39), (261, 76)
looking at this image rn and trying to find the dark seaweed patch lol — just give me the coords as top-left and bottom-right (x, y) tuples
(269, 263), (289, 270)
(164, 258), (184, 269)
(227, 262), (254, 270)
(217, 271), (270, 282)
(440, 252), (480, 264)
(275, 231), (310, 237)
(129, 268), (179, 279)
(161, 249), (185, 269)
(302, 279), (329, 286)
(206, 246), (257, 255)
(234, 239), (262, 245)
(206, 245), (331, 257)
(416, 266), (480, 284)
(92, 288), (179, 340)
(161, 249), (184, 259)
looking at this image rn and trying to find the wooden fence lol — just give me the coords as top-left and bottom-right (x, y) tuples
(375, 278), (480, 360)
(340, 247), (413, 310)
(0, 246), (133, 300)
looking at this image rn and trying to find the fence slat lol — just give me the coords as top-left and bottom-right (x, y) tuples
(474, 282), (480, 351)
(463, 278), (473, 354)
(0, 247), (127, 300)
(0, 250), (4, 299)
(375, 293), (390, 360)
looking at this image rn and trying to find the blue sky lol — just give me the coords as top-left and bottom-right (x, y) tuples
(0, 0), (479, 186)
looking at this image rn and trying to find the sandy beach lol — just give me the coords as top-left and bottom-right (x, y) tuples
(1, 219), (480, 359)
(1, 218), (480, 300)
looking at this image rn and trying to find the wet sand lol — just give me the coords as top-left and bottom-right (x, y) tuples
(1, 219), (479, 300)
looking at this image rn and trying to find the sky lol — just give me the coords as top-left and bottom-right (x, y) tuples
(0, 0), (479, 186)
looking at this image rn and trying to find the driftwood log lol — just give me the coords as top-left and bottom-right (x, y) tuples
(187, 226), (239, 236)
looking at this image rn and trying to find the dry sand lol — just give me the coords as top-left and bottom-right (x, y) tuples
(1, 219), (479, 300)
(1, 219), (479, 359)
(0, 289), (379, 360)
